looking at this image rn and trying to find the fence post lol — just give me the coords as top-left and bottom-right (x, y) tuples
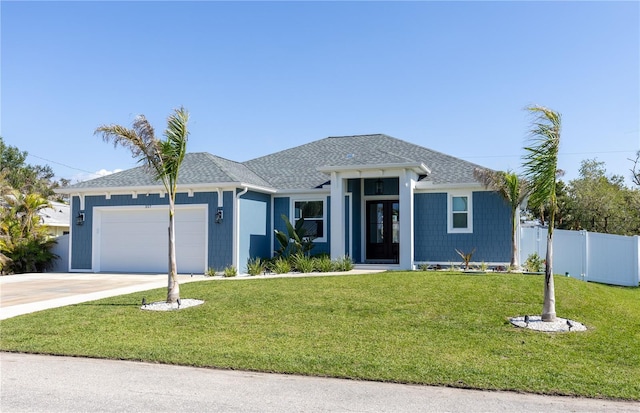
(635, 235), (640, 286)
(581, 230), (588, 282)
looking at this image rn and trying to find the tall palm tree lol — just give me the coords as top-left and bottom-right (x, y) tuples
(474, 168), (529, 270)
(95, 107), (189, 303)
(522, 105), (562, 322)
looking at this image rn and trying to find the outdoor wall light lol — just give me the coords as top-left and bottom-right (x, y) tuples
(216, 207), (223, 224)
(375, 178), (384, 195)
(76, 211), (85, 226)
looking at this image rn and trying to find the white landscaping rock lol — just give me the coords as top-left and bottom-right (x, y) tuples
(510, 315), (587, 332)
(140, 299), (204, 312)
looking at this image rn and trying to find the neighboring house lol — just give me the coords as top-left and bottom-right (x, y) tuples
(57, 134), (511, 274)
(39, 201), (70, 238)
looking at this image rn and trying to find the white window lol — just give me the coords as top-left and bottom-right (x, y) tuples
(448, 192), (473, 233)
(292, 199), (325, 242)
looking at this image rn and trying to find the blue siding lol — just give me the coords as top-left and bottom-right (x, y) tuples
(348, 179), (362, 263)
(210, 191), (234, 271)
(272, 195), (329, 257)
(70, 190), (234, 272)
(238, 191), (271, 272)
(413, 191), (510, 263)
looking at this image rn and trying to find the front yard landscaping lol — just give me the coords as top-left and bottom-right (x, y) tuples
(1, 271), (638, 400)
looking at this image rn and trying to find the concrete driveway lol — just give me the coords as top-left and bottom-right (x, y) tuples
(0, 272), (211, 320)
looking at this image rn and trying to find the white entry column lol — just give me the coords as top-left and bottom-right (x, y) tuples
(329, 171), (345, 260)
(399, 169), (417, 269)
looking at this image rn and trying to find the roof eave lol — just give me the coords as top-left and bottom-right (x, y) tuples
(317, 162), (430, 175)
(56, 181), (277, 196)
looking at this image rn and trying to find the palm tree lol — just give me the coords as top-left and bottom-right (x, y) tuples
(474, 168), (529, 270)
(522, 105), (562, 322)
(95, 107), (189, 303)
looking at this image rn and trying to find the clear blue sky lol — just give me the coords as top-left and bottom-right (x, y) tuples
(2, 1), (638, 185)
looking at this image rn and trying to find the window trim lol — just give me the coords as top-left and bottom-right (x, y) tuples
(290, 198), (327, 243)
(447, 192), (473, 234)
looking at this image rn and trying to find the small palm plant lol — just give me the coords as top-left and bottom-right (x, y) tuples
(455, 248), (476, 270)
(274, 214), (315, 258)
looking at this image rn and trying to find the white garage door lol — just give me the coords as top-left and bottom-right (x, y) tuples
(97, 206), (206, 274)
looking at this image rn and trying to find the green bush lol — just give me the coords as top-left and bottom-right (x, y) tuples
(271, 257), (291, 274)
(333, 255), (354, 272)
(246, 257), (264, 276)
(313, 255), (334, 272)
(524, 252), (544, 272)
(292, 253), (315, 273)
(0, 236), (58, 274)
(223, 266), (237, 277)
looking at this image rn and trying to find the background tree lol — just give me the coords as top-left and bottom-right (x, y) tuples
(630, 150), (640, 187)
(0, 137), (69, 200)
(0, 190), (57, 273)
(563, 159), (640, 235)
(474, 168), (528, 269)
(522, 105), (561, 322)
(95, 108), (190, 303)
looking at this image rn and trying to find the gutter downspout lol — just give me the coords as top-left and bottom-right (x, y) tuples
(232, 186), (249, 272)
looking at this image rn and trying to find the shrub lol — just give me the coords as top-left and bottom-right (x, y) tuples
(271, 257), (291, 274)
(223, 266), (237, 277)
(246, 257), (264, 276)
(333, 255), (354, 272)
(0, 236), (58, 274)
(313, 255), (334, 273)
(524, 253), (544, 272)
(205, 267), (217, 277)
(291, 253), (314, 273)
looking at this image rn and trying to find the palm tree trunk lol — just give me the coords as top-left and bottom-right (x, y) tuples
(166, 197), (180, 303)
(541, 228), (556, 322)
(510, 209), (519, 269)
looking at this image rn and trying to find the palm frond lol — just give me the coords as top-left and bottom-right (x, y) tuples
(522, 105), (561, 211)
(160, 107), (189, 190)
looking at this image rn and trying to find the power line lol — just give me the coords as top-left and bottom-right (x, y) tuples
(26, 153), (94, 174)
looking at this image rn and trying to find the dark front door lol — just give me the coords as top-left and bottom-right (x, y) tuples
(366, 200), (399, 263)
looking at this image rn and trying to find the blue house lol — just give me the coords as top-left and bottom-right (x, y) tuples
(58, 134), (511, 273)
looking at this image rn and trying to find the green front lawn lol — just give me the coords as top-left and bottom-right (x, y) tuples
(1, 272), (638, 400)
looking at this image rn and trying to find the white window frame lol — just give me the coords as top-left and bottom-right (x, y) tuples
(447, 191), (473, 234)
(290, 198), (327, 243)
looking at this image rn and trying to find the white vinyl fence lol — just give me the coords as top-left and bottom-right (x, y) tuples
(48, 234), (69, 273)
(519, 226), (640, 287)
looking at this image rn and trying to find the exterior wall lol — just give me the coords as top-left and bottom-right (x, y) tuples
(414, 191), (510, 263)
(273, 195), (330, 257)
(238, 191), (271, 273)
(348, 179), (362, 263)
(70, 190), (234, 272)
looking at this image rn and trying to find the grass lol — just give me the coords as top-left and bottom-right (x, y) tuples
(1, 271), (639, 400)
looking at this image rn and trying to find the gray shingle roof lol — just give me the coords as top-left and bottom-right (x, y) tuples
(68, 135), (486, 191)
(244, 134), (486, 189)
(68, 152), (271, 190)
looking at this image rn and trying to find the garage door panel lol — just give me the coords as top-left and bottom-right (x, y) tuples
(98, 207), (206, 274)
